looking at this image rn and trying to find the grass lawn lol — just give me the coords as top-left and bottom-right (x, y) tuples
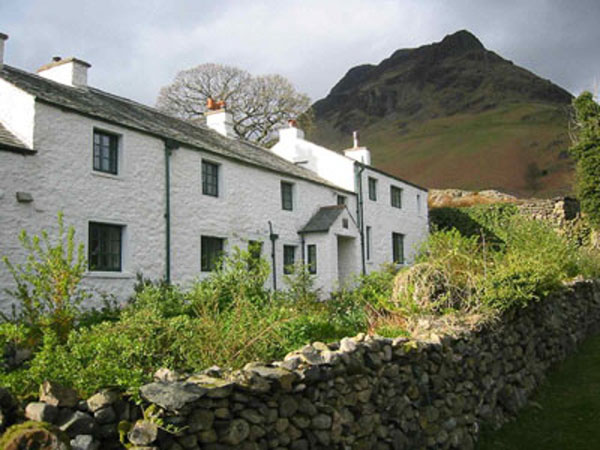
(477, 332), (600, 450)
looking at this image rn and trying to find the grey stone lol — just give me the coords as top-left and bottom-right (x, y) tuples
(240, 408), (264, 424)
(140, 382), (206, 411)
(127, 420), (158, 446)
(198, 428), (218, 443)
(339, 337), (357, 353)
(279, 396), (298, 417)
(154, 368), (184, 382)
(58, 410), (95, 437)
(86, 389), (120, 412)
(25, 401), (58, 423)
(312, 414), (332, 430)
(70, 434), (99, 450)
(40, 380), (79, 408)
(244, 365), (297, 391)
(186, 375), (233, 398)
(220, 418), (250, 445)
(188, 409), (214, 432)
(94, 406), (116, 424)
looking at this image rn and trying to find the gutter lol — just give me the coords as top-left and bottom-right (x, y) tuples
(0, 144), (37, 155)
(163, 138), (180, 283)
(268, 221), (279, 290)
(356, 163), (366, 275)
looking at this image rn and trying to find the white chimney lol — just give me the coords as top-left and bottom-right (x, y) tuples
(0, 33), (8, 67)
(278, 119), (305, 141)
(37, 57), (91, 87)
(344, 130), (371, 165)
(205, 109), (235, 138)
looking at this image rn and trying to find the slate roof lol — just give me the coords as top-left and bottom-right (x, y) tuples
(300, 205), (347, 233)
(0, 65), (348, 191)
(0, 122), (30, 152)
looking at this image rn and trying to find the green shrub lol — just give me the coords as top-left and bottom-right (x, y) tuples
(1, 212), (88, 343)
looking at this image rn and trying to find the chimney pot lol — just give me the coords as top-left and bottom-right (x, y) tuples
(0, 33), (8, 67)
(52, 56), (61, 62)
(288, 119), (298, 128)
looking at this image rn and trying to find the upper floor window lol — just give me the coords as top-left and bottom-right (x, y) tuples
(202, 160), (219, 197)
(89, 222), (123, 272)
(201, 235), (224, 272)
(93, 130), (118, 175)
(307, 244), (317, 274)
(368, 177), (377, 201)
(283, 245), (296, 274)
(392, 232), (404, 264)
(391, 186), (403, 208)
(281, 181), (294, 211)
(337, 195), (347, 206)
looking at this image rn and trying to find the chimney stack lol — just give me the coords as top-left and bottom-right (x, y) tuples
(37, 57), (91, 87)
(278, 118), (305, 141)
(205, 98), (236, 138)
(0, 33), (8, 68)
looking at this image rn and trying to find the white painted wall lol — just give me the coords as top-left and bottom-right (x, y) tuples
(0, 78), (35, 147)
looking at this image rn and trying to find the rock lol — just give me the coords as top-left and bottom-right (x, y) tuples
(239, 408), (264, 424)
(40, 381), (79, 408)
(86, 389), (120, 412)
(25, 402), (58, 423)
(94, 406), (116, 424)
(299, 346), (326, 365)
(198, 429), (218, 444)
(154, 368), (184, 382)
(279, 396), (298, 417)
(0, 421), (70, 450)
(186, 374), (233, 398)
(312, 414), (332, 430)
(140, 382), (206, 411)
(128, 420), (158, 446)
(243, 365), (297, 391)
(188, 409), (214, 432)
(71, 434), (100, 450)
(220, 418), (250, 445)
(58, 411), (95, 437)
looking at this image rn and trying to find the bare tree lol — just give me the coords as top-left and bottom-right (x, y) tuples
(156, 63), (311, 144)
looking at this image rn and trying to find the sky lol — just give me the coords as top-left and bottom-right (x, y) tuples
(1, 0), (599, 106)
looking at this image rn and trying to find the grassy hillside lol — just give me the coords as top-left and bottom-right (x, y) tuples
(309, 31), (574, 197)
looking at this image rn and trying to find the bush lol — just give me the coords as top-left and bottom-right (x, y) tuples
(1, 212), (88, 343)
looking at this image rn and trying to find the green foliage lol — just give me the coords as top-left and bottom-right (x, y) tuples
(1, 212), (88, 343)
(282, 263), (319, 304)
(570, 92), (600, 228)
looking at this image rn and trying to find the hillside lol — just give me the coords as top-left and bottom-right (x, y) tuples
(308, 30), (574, 197)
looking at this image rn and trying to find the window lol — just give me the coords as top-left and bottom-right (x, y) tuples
(342, 218), (349, 229)
(368, 177), (377, 201)
(202, 161), (219, 197)
(93, 130), (118, 174)
(337, 195), (347, 206)
(307, 244), (317, 274)
(366, 226), (372, 261)
(283, 245), (296, 274)
(88, 222), (123, 271)
(391, 186), (403, 208)
(281, 181), (294, 211)
(417, 194), (422, 214)
(392, 232), (404, 264)
(201, 236), (224, 272)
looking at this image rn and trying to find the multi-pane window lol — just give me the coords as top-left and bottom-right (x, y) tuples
(392, 232), (404, 264)
(202, 161), (219, 197)
(366, 226), (372, 261)
(283, 245), (296, 274)
(93, 130), (118, 174)
(337, 195), (347, 206)
(368, 177), (377, 201)
(201, 236), (224, 272)
(391, 186), (403, 208)
(88, 222), (122, 271)
(281, 181), (294, 211)
(307, 244), (317, 274)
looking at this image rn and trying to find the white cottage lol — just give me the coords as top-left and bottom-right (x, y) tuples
(0, 34), (428, 308)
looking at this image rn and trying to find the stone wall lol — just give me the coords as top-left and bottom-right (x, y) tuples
(6, 280), (600, 450)
(516, 197), (580, 224)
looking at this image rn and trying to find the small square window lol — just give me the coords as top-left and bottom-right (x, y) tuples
(201, 236), (224, 272)
(89, 222), (123, 271)
(392, 232), (404, 264)
(283, 245), (296, 274)
(307, 244), (317, 274)
(368, 177), (377, 201)
(281, 181), (294, 211)
(391, 186), (403, 208)
(337, 195), (347, 206)
(93, 130), (119, 175)
(202, 161), (219, 197)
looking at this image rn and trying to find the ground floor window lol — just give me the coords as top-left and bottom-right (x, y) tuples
(201, 236), (224, 272)
(283, 245), (296, 274)
(88, 222), (123, 271)
(307, 244), (317, 274)
(392, 232), (404, 264)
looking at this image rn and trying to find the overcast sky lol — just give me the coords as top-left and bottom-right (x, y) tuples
(2, 0), (599, 106)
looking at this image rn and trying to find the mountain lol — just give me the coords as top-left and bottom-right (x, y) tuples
(308, 30), (574, 197)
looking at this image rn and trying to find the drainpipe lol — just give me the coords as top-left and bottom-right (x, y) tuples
(268, 221), (279, 290)
(301, 235), (306, 263)
(164, 139), (179, 283)
(356, 163), (366, 275)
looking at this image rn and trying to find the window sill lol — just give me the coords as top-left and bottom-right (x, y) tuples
(91, 171), (125, 181)
(85, 271), (134, 279)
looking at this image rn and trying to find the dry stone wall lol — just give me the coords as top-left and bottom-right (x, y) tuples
(7, 280), (600, 450)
